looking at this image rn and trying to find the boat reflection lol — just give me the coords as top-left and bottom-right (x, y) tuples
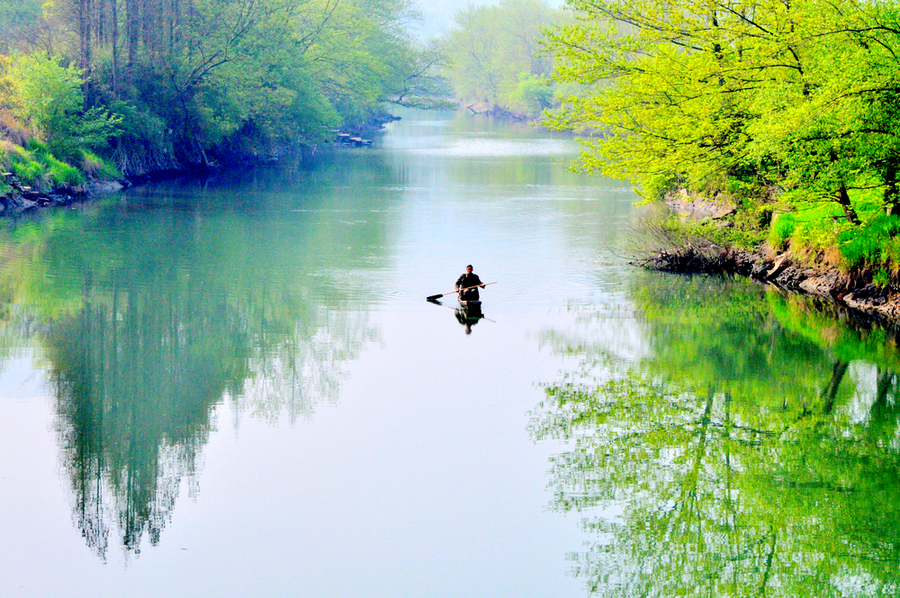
(428, 297), (486, 334)
(455, 300), (484, 334)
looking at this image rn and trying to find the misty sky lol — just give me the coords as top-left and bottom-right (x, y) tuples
(411, 0), (564, 39)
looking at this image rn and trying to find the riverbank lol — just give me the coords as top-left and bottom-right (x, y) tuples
(0, 175), (126, 215)
(637, 239), (900, 325)
(0, 112), (401, 217)
(629, 189), (900, 326)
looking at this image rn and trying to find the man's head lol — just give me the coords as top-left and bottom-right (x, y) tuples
(466, 265), (473, 273)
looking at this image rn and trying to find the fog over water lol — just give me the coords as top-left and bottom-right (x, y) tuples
(411, 0), (565, 39)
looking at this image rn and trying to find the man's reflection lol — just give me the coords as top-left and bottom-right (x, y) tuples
(455, 304), (484, 334)
(428, 297), (485, 334)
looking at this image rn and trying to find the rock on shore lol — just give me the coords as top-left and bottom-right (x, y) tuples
(0, 175), (126, 216)
(640, 244), (900, 323)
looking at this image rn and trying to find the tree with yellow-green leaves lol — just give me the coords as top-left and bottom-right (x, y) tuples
(440, 0), (570, 118)
(0, 0), (447, 182)
(546, 0), (900, 284)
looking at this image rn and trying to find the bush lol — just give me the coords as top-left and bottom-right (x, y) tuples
(7, 54), (120, 161)
(80, 150), (121, 180)
(768, 213), (796, 250)
(505, 73), (554, 118)
(839, 214), (900, 271)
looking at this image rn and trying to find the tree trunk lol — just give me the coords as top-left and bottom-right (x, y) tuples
(822, 360), (849, 415)
(836, 182), (860, 225)
(884, 159), (900, 217)
(126, 0), (140, 67)
(78, 0), (93, 72)
(111, 0), (119, 93)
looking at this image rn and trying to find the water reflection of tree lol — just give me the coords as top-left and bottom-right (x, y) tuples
(532, 275), (900, 597)
(0, 165), (388, 558)
(46, 285), (240, 558)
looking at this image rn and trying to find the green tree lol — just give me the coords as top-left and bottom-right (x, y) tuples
(545, 0), (900, 214)
(441, 0), (563, 117)
(0, 0), (446, 174)
(5, 53), (120, 159)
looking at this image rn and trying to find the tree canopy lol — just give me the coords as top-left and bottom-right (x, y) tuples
(0, 0), (445, 176)
(440, 0), (570, 118)
(545, 0), (900, 282)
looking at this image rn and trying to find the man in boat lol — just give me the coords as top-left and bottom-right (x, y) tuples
(456, 265), (485, 302)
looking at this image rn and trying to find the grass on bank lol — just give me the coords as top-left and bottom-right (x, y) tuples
(0, 139), (120, 196)
(658, 185), (900, 289)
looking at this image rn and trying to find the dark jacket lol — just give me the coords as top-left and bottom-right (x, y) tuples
(456, 272), (483, 300)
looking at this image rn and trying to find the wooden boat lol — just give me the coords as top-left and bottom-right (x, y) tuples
(458, 299), (482, 317)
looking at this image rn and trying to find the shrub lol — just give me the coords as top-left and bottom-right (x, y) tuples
(7, 55), (120, 161)
(80, 150), (121, 180)
(768, 213), (796, 250)
(839, 215), (900, 271)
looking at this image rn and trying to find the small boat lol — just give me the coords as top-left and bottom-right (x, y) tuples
(458, 299), (482, 317)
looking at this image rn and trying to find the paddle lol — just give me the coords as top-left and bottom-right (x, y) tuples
(426, 281), (496, 301)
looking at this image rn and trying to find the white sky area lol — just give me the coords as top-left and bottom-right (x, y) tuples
(411, 0), (565, 40)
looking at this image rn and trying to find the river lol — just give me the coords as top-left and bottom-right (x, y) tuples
(1, 110), (899, 597)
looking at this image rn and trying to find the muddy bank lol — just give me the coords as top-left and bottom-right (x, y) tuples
(0, 122), (390, 217)
(638, 243), (900, 324)
(0, 175), (127, 216)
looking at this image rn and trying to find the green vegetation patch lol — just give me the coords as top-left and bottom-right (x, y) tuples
(545, 0), (900, 288)
(0, 139), (94, 191)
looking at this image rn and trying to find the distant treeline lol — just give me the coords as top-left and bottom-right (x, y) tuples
(0, 0), (445, 188)
(438, 0), (575, 120)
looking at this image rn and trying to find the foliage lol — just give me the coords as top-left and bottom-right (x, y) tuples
(5, 54), (120, 160)
(440, 0), (567, 118)
(79, 150), (120, 180)
(0, 0), (43, 54)
(840, 215), (900, 275)
(0, 0), (445, 178)
(507, 73), (554, 117)
(545, 0), (900, 279)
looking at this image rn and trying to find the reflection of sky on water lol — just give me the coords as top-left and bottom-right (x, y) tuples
(3, 108), (899, 596)
(408, 138), (577, 157)
(0, 109), (632, 596)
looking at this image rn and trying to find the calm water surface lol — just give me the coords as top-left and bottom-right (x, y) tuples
(1, 111), (899, 597)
